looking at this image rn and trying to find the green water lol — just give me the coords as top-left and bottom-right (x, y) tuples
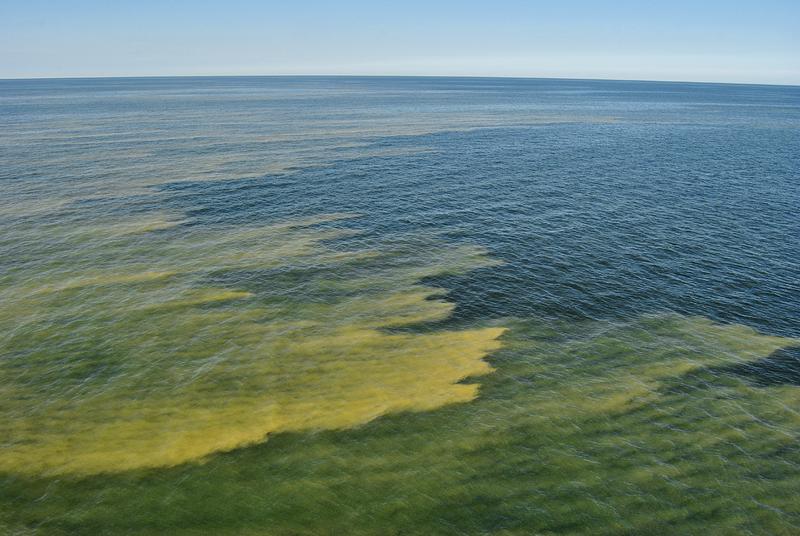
(3, 313), (798, 534)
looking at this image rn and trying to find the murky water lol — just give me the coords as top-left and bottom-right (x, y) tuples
(1, 77), (799, 534)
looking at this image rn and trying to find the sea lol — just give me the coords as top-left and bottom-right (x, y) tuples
(1, 76), (799, 534)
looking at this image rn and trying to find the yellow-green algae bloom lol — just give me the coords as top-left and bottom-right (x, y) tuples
(2, 312), (798, 535)
(3, 210), (800, 534)
(0, 212), (505, 475)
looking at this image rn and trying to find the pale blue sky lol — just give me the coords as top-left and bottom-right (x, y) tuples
(1, 0), (798, 84)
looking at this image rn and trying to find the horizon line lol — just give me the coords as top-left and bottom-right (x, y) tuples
(1, 73), (798, 89)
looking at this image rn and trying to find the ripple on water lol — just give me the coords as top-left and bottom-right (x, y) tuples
(0, 212), (506, 475)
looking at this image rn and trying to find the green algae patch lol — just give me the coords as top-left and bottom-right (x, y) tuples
(0, 213), (505, 476)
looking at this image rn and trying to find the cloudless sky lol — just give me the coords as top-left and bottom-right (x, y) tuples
(1, 0), (798, 84)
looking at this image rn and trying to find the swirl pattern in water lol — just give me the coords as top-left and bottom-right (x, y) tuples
(1, 76), (799, 534)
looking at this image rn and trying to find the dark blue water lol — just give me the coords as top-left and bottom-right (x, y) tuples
(138, 78), (800, 336)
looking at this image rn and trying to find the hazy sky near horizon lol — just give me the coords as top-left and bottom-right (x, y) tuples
(1, 1), (798, 84)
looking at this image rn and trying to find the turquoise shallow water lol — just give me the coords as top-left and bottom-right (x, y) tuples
(1, 76), (800, 534)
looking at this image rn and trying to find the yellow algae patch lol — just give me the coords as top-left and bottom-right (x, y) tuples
(144, 289), (253, 310)
(0, 212), (507, 476)
(132, 218), (187, 234)
(34, 271), (177, 294)
(65, 213), (187, 239)
(508, 314), (800, 420)
(0, 325), (505, 476)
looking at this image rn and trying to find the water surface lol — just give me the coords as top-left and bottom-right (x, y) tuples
(1, 76), (799, 534)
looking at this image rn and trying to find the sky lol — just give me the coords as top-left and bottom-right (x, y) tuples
(1, 0), (798, 84)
